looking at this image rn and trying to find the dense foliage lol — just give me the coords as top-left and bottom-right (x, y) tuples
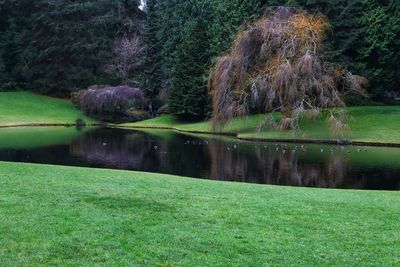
(0, 0), (398, 115)
(146, 0), (398, 116)
(151, 0), (262, 116)
(0, 0), (143, 94)
(169, 18), (210, 116)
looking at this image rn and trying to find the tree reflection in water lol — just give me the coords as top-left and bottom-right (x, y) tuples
(207, 140), (349, 187)
(70, 129), (164, 170)
(1, 128), (399, 190)
(67, 128), (400, 190)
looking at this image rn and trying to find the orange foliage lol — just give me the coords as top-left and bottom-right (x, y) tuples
(209, 7), (367, 132)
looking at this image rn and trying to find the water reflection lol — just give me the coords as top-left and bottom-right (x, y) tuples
(207, 140), (349, 187)
(0, 127), (399, 190)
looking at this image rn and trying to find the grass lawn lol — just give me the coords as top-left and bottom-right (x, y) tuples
(0, 161), (399, 265)
(123, 106), (400, 144)
(0, 92), (96, 127)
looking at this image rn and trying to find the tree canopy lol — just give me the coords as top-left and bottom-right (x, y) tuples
(0, 0), (143, 94)
(0, 0), (398, 113)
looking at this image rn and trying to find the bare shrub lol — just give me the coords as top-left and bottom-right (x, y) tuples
(106, 34), (146, 84)
(79, 85), (147, 116)
(209, 7), (367, 133)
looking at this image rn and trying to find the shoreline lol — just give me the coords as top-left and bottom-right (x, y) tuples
(118, 125), (400, 148)
(1, 123), (400, 148)
(0, 123), (103, 129)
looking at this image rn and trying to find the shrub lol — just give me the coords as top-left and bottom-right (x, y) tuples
(71, 85), (111, 106)
(75, 118), (87, 129)
(344, 91), (379, 106)
(70, 90), (85, 106)
(79, 85), (147, 118)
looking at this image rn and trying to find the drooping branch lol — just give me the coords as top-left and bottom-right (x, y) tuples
(209, 7), (367, 132)
(79, 85), (146, 116)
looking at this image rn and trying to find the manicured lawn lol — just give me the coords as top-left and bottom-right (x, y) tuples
(0, 161), (399, 265)
(124, 113), (268, 134)
(124, 106), (400, 144)
(0, 92), (96, 126)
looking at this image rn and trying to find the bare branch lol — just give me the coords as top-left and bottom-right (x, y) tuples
(106, 34), (146, 84)
(209, 7), (367, 133)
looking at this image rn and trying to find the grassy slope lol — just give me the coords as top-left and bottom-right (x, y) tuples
(125, 106), (400, 144)
(0, 162), (399, 266)
(0, 92), (95, 126)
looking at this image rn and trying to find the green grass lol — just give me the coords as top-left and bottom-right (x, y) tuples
(0, 127), (94, 149)
(124, 106), (400, 144)
(126, 113), (268, 134)
(0, 161), (399, 266)
(0, 92), (96, 126)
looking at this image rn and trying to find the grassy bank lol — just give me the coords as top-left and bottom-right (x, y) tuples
(0, 92), (95, 127)
(123, 106), (400, 144)
(0, 161), (399, 265)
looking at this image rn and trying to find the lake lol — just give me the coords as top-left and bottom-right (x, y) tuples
(0, 127), (399, 190)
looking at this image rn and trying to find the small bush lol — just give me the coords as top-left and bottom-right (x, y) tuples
(78, 85), (147, 118)
(344, 91), (379, 106)
(71, 85), (112, 106)
(70, 90), (85, 106)
(75, 118), (87, 126)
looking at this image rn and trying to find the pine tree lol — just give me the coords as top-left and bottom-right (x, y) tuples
(0, 0), (143, 95)
(357, 0), (400, 97)
(155, 0), (195, 95)
(0, 20), (20, 90)
(142, 0), (161, 98)
(169, 18), (210, 117)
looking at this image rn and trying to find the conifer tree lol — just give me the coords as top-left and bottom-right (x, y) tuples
(142, 0), (161, 98)
(169, 18), (210, 116)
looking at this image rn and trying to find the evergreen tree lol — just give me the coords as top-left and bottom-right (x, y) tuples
(142, 0), (161, 98)
(0, 0), (143, 95)
(207, 0), (262, 58)
(357, 0), (400, 97)
(169, 18), (210, 116)
(1, 0), (399, 99)
(155, 0), (196, 94)
(0, 20), (20, 90)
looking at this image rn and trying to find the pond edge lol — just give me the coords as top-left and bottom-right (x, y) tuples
(2, 123), (399, 148)
(117, 125), (400, 148)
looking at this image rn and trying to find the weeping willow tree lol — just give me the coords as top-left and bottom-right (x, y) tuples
(209, 7), (367, 133)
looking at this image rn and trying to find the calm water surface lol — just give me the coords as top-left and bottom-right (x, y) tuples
(1, 127), (400, 190)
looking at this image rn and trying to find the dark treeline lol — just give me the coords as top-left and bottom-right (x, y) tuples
(0, 0), (143, 95)
(0, 0), (399, 113)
